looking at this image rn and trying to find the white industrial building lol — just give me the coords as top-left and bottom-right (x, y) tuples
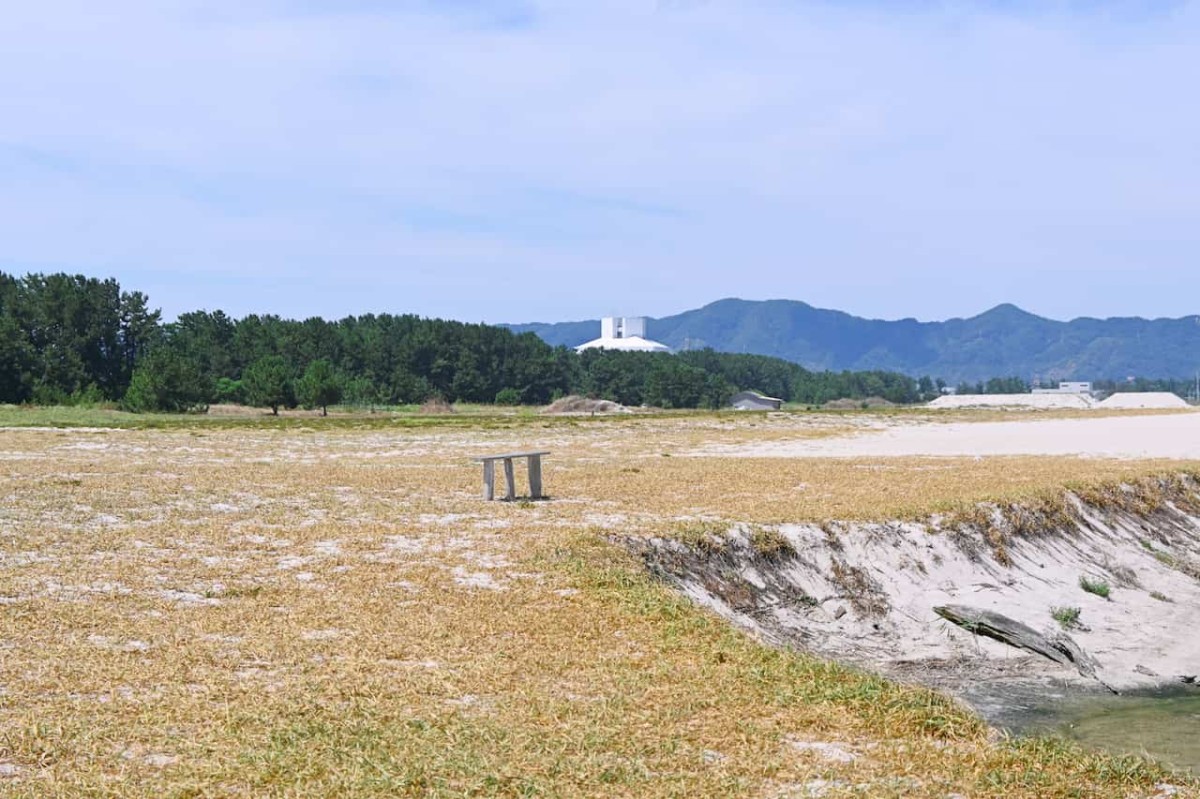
(575, 317), (671, 353)
(1033, 382), (1093, 396)
(730, 391), (783, 411)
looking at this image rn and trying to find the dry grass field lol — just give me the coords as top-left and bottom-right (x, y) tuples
(1, 408), (1196, 797)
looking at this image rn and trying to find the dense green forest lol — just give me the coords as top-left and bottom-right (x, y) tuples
(0, 272), (160, 405)
(0, 272), (946, 412)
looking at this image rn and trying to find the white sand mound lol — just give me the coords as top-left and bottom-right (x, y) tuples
(927, 393), (1094, 410)
(541, 395), (629, 415)
(1098, 392), (1190, 410)
(822, 396), (895, 410)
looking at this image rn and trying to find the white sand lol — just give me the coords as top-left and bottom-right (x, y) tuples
(1099, 392), (1190, 410)
(655, 409), (1200, 698)
(693, 412), (1200, 459)
(660, 496), (1200, 693)
(927, 393), (1095, 410)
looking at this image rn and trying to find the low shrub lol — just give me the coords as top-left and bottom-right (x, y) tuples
(1079, 575), (1111, 600)
(1050, 606), (1082, 630)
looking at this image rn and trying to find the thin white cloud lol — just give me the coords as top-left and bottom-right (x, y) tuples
(1, 1), (1198, 321)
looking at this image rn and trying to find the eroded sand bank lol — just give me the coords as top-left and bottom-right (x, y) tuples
(634, 486), (1200, 724)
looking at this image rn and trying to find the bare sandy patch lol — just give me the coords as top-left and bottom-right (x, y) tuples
(693, 411), (1200, 460)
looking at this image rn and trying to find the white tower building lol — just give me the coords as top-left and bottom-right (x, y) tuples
(576, 316), (671, 353)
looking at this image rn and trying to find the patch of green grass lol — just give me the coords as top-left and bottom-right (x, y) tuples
(0, 402), (783, 433)
(1079, 575), (1112, 600)
(0, 403), (147, 428)
(0, 403), (590, 433)
(1050, 606), (1082, 630)
(1150, 590), (1173, 603)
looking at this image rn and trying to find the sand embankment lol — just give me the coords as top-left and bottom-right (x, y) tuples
(632, 479), (1200, 722)
(1099, 392), (1191, 410)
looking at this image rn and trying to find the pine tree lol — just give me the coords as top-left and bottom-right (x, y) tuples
(297, 359), (342, 416)
(243, 355), (294, 415)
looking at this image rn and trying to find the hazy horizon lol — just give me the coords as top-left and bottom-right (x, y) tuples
(504, 298), (1200, 329)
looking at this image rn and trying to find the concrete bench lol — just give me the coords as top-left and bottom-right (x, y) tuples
(472, 450), (549, 501)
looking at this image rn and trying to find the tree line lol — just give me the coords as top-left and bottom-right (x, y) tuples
(1092, 377), (1197, 399)
(0, 271), (945, 412)
(0, 272), (160, 405)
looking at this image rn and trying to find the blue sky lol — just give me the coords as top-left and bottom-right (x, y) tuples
(2, 0), (1197, 323)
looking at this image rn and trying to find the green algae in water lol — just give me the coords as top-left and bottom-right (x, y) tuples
(1056, 691), (1200, 773)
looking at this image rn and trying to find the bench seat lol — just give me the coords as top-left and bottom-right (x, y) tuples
(472, 451), (549, 501)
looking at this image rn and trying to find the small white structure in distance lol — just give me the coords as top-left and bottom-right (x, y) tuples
(730, 391), (783, 411)
(575, 316), (671, 353)
(1033, 382), (1093, 395)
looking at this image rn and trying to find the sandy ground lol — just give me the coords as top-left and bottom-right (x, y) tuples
(644, 492), (1200, 704)
(694, 411), (1200, 459)
(928, 393), (1095, 410)
(2, 414), (1198, 795)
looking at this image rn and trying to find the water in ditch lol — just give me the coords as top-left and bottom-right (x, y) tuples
(1002, 686), (1200, 774)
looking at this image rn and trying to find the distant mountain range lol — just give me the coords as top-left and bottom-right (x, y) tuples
(507, 299), (1200, 383)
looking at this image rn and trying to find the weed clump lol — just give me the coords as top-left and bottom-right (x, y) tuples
(1050, 606), (1082, 630)
(746, 527), (796, 561)
(1079, 576), (1111, 600)
(668, 520), (731, 554)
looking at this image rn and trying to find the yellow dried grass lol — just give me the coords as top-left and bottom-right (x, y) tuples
(0, 413), (1193, 797)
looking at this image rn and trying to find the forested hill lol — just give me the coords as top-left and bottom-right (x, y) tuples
(0, 272), (927, 412)
(509, 299), (1200, 382)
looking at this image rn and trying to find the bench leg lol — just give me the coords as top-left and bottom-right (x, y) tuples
(482, 460), (495, 501)
(528, 455), (543, 499)
(502, 458), (516, 501)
